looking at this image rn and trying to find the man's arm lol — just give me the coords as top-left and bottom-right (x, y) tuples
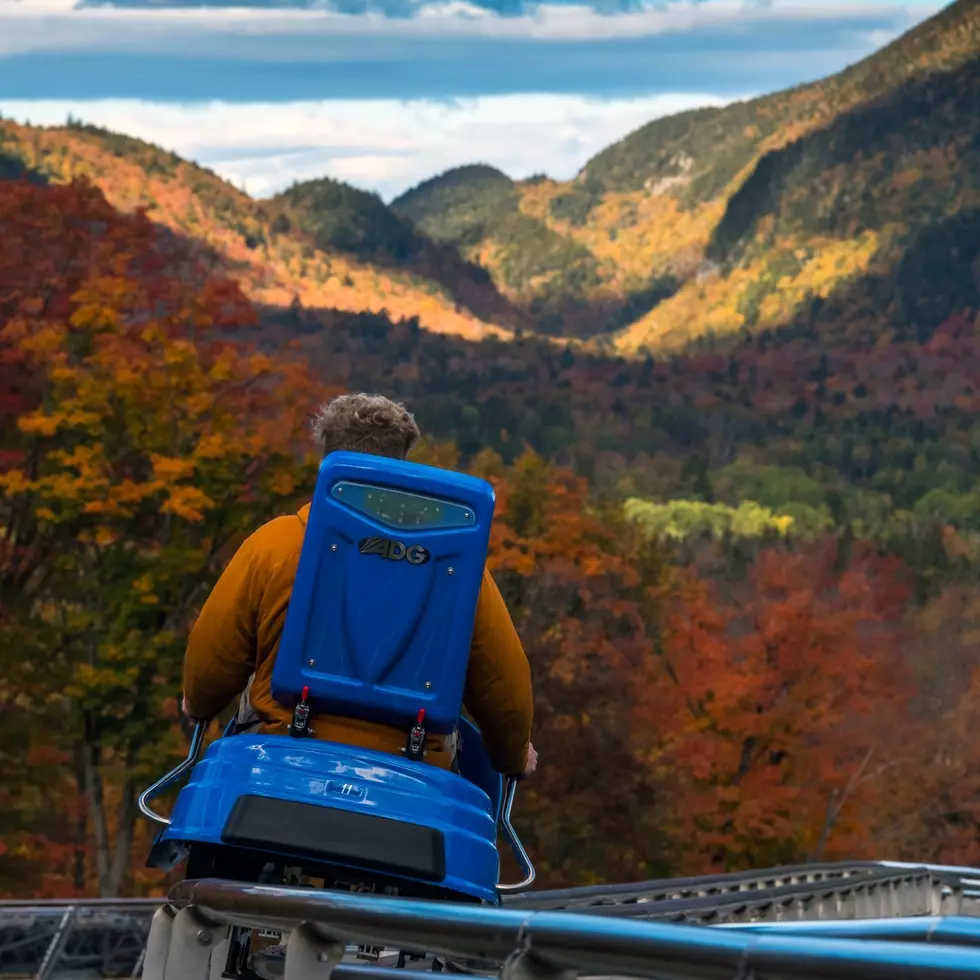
(463, 567), (534, 775)
(182, 532), (267, 720)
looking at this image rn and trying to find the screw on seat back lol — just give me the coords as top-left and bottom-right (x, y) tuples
(271, 451), (496, 734)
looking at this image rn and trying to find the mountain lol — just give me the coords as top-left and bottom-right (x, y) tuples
(0, 119), (514, 343)
(266, 176), (528, 331)
(392, 166), (621, 337)
(393, 165), (678, 339)
(1, 0), (976, 355)
(394, 0), (980, 352)
(603, 0), (980, 353)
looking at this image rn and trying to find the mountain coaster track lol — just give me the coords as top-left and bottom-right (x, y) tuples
(3, 861), (980, 979)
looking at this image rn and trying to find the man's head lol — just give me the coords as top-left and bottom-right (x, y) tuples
(312, 393), (420, 460)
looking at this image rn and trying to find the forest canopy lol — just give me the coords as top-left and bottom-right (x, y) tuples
(3, 177), (980, 897)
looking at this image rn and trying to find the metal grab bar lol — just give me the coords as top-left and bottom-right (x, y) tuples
(137, 719), (210, 828)
(496, 776), (535, 894)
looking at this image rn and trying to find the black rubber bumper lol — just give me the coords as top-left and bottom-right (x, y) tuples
(221, 794), (447, 882)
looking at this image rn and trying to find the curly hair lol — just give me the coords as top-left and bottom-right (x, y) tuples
(312, 393), (420, 460)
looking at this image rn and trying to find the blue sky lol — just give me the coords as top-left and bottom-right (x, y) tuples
(0, 0), (947, 200)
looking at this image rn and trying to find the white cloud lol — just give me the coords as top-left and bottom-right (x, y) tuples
(0, 93), (733, 199)
(0, 0), (948, 52)
(0, 0), (945, 186)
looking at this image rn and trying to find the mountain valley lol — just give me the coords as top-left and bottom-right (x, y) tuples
(1, 0), (977, 356)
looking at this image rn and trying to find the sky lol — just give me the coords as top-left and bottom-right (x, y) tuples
(0, 0), (948, 201)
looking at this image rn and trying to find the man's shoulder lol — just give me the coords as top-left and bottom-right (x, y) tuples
(242, 511), (307, 561)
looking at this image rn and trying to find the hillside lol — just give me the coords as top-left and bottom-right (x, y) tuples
(557, 0), (979, 220)
(393, 166), (620, 336)
(394, 0), (980, 351)
(607, 0), (980, 353)
(0, 119), (514, 343)
(0, 0), (974, 354)
(393, 166), (679, 339)
(267, 176), (529, 331)
(393, 166), (595, 304)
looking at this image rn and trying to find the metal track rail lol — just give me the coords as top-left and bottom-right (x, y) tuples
(507, 866), (964, 925)
(502, 861), (922, 909)
(4, 863), (980, 978)
(545, 866), (960, 924)
(720, 916), (980, 944)
(143, 877), (980, 980)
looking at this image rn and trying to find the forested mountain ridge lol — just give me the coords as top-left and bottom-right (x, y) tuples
(267, 175), (531, 332)
(392, 166), (621, 338)
(560, 0), (979, 217)
(610, 6), (980, 353)
(1, 0), (975, 353)
(395, 0), (980, 350)
(0, 118), (516, 343)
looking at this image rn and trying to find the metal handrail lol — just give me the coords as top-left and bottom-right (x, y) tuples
(137, 719), (210, 827)
(496, 777), (535, 894)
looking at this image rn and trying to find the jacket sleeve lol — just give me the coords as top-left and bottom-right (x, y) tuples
(182, 531), (268, 720)
(463, 567), (534, 775)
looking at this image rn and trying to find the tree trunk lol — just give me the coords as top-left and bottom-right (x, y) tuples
(808, 747), (885, 862)
(810, 789), (840, 861)
(71, 741), (89, 891)
(105, 778), (137, 898)
(80, 719), (111, 893)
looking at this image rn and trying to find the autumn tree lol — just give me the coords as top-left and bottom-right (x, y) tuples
(637, 539), (914, 873)
(866, 583), (980, 865)
(0, 178), (328, 897)
(465, 446), (675, 885)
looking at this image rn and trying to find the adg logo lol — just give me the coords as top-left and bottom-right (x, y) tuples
(357, 537), (431, 565)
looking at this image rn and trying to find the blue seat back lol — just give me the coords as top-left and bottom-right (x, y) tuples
(272, 451), (496, 734)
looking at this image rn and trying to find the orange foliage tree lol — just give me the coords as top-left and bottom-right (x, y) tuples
(637, 540), (915, 874)
(463, 446), (676, 885)
(0, 178), (328, 897)
(865, 583), (980, 867)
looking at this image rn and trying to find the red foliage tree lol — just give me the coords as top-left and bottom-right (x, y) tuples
(0, 177), (326, 897)
(636, 540), (914, 873)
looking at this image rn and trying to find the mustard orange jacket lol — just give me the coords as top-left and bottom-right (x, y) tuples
(182, 504), (533, 774)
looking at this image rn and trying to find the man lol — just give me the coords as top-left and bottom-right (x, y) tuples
(181, 392), (537, 778)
